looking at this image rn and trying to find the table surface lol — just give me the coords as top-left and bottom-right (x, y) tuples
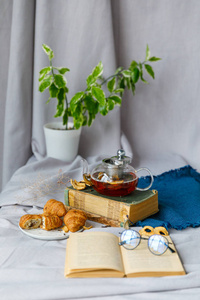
(0, 204), (200, 300)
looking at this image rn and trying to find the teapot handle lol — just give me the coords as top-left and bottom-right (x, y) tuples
(82, 158), (90, 176)
(135, 168), (154, 191)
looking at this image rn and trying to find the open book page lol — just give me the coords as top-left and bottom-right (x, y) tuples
(120, 236), (185, 277)
(65, 231), (124, 277)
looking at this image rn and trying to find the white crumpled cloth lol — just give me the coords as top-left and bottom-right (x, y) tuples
(0, 156), (200, 300)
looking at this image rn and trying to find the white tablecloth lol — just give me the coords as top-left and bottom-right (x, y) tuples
(0, 157), (200, 300)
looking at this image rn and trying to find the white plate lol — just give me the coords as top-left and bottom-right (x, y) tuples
(18, 223), (85, 241)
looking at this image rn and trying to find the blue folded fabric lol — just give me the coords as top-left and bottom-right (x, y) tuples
(136, 165), (200, 230)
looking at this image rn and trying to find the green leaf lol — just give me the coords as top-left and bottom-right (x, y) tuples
(148, 56), (161, 62)
(73, 103), (84, 129)
(107, 77), (116, 92)
(131, 67), (140, 83)
(131, 83), (135, 95)
(88, 113), (93, 127)
(145, 64), (155, 79)
(129, 60), (138, 71)
(54, 102), (64, 118)
(145, 44), (150, 61)
(39, 75), (52, 92)
(57, 88), (65, 104)
(54, 74), (67, 88)
(84, 95), (99, 114)
(122, 70), (132, 78)
(55, 67), (70, 74)
(63, 109), (69, 126)
(114, 88), (124, 94)
(49, 83), (59, 98)
(91, 86), (106, 106)
(99, 104), (108, 116)
(140, 70), (149, 84)
(74, 120), (82, 130)
(54, 88), (65, 118)
(42, 44), (54, 60)
(64, 86), (69, 93)
(115, 67), (123, 75)
(108, 95), (122, 105)
(86, 74), (96, 87)
(86, 62), (104, 88)
(119, 77), (125, 89)
(92, 61), (103, 78)
(73, 102), (83, 116)
(107, 99), (115, 111)
(39, 66), (52, 81)
(82, 115), (87, 126)
(139, 62), (143, 70)
(70, 91), (84, 112)
(67, 107), (72, 117)
(125, 77), (131, 89)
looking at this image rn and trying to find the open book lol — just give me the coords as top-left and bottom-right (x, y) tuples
(64, 231), (186, 278)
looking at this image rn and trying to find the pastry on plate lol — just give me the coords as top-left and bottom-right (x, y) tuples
(64, 209), (87, 232)
(43, 199), (66, 217)
(19, 214), (42, 230)
(41, 214), (63, 231)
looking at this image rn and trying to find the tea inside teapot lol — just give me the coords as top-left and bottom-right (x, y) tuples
(91, 171), (138, 197)
(84, 149), (154, 197)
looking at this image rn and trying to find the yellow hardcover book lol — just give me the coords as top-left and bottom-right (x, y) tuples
(64, 231), (186, 278)
(64, 187), (158, 224)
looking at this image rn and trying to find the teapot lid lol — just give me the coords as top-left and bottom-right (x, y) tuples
(103, 149), (131, 167)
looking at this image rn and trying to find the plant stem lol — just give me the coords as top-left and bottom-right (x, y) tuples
(101, 71), (123, 86)
(50, 60), (54, 75)
(65, 94), (69, 130)
(50, 60), (69, 130)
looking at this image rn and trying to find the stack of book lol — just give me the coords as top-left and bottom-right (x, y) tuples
(64, 186), (159, 227)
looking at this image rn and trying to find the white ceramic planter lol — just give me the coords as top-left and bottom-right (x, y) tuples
(43, 122), (82, 162)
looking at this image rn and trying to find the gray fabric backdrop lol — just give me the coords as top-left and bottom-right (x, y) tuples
(1, 0), (200, 190)
(1, 2), (200, 299)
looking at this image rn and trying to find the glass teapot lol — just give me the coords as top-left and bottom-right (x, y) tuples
(82, 149), (154, 197)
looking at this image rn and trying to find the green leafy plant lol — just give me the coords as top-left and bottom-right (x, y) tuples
(39, 44), (161, 129)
